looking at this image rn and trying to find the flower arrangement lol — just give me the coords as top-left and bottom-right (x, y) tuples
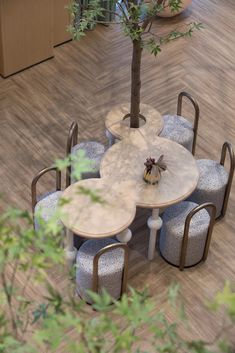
(143, 155), (167, 184)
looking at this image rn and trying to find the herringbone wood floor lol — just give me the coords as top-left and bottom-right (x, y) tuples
(0, 0), (235, 348)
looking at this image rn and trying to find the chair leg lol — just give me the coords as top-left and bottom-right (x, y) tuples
(65, 228), (77, 268)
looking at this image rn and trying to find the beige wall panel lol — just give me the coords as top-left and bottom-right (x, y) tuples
(53, 0), (71, 46)
(0, 8), (3, 74)
(0, 0), (53, 77)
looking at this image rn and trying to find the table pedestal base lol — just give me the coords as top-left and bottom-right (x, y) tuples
(65, 228), (77, 267)
(147, 209), (162, 260)
(116, 228), (132, 243)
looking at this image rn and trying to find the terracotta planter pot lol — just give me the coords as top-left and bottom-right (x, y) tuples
(156, 0), (192, 17)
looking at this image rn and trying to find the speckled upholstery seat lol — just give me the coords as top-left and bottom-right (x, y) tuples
(71, 141), (105, 180)
(189, 142), (234, 220)
(188, 160), (228, 219)
(76, 238), (128, 303)
(160, 114), (194, 152)
(34, 191), (63, 231)
(31, 166), (63, 231)
(105, 129), (120, 148)
(159, 92), (199, 155)
(66, 122), (105, 186)
(159, 201), (216, 270)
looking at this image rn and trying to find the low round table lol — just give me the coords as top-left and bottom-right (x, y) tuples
(100, 134), (199, 260)
(61, 134), (199, 262)
(60, 178), (136, 262)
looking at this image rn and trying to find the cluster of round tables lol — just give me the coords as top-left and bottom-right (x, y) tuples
(60, 104), (199, 262)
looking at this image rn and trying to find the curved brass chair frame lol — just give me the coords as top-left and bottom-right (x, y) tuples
(92, 243), (129, 296)
(66, 122), (78, 187)
(179, 202), (216, 271)
(218, 142), (235, 220)
(177, 91), (200, 155)
(31, 166), (62, 215)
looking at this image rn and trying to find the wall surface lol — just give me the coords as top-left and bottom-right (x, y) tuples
(53, 0), (71, 46)
(0, 0), (54, 77)
(0, 8), (3, 74)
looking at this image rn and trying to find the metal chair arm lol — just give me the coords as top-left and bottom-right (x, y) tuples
(177, 91), (200, 155)
(93, 242), (129, 296)
(31, 166), (61, 213)
(219, 142), (235, 219)
(179, 202), (216, 271)
(66, 122), (78, 187)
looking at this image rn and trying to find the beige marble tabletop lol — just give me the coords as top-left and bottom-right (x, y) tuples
(100, 134), (199, 209)
(61, 133), (199, 261)
(105, 103), (164, 140)
(60, 178), (136, 238)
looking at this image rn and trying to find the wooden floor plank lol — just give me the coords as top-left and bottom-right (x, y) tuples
(0, 0), (234, 346)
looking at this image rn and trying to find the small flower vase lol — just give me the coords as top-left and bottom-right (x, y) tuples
(143, 165), (161, 185)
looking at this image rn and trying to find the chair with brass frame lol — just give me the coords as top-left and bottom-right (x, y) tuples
(76, 238), (129, 304)
(66, 122), (105, 187)
(189, 142), (235, 220)
(159, 201), (216, 271)
(31, 166), (63, 231)
(160, 91), (200, 155)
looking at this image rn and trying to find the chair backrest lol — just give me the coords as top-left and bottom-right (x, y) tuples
(66, 122), (78, 187)
(177, 91), (200, 155)
(31, 166), (61, 214)
(219, 142), (235, 219)
(92, 242), (129, 296)
(179, 202), (216, 271)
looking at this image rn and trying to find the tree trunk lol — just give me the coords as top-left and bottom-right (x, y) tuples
(130, 39), (143, 128)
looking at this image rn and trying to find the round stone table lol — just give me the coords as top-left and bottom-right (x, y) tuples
(100, 134), (199, 260)
(61, 133), (199, 262)
(60, 178), (136, 262)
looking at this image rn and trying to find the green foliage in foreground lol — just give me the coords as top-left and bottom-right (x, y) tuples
(0, 207), (234, 353)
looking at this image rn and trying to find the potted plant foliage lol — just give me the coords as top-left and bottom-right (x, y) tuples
(155, 0), (192, 17)
(68, 0), (202, 131)
(143, 154), (167, 184)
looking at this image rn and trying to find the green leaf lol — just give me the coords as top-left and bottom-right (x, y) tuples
(54, 157), (71, 171)
(218, 340), (232, 353)
(32, 304), (48, 324)
(168, 283), (180, 306)
(87, 288), (113, 311)
(186, 340), (215, 353)
(58, 197), (71, 207)
(77, 186), (106, 204)
(209, 282), (235, 320)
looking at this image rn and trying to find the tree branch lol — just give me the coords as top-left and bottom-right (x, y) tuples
(100, 7), (122, 18)
(96, 20), (122, 24)
(1, 271), (18, 338)
(21, 266), (35, 297)
(122, 0), (130, 11)
(117, 1), (129, 22)
(10, 259), (19, 292)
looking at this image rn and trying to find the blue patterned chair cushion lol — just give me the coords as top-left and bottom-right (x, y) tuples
(188, 159), (228, 218)
(71, 141), (105, 180)
(34, 190), (63, 231)
(160, 114), (194, 152)
(76, 238), (125, 303)
(159, 201), (210, 267)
